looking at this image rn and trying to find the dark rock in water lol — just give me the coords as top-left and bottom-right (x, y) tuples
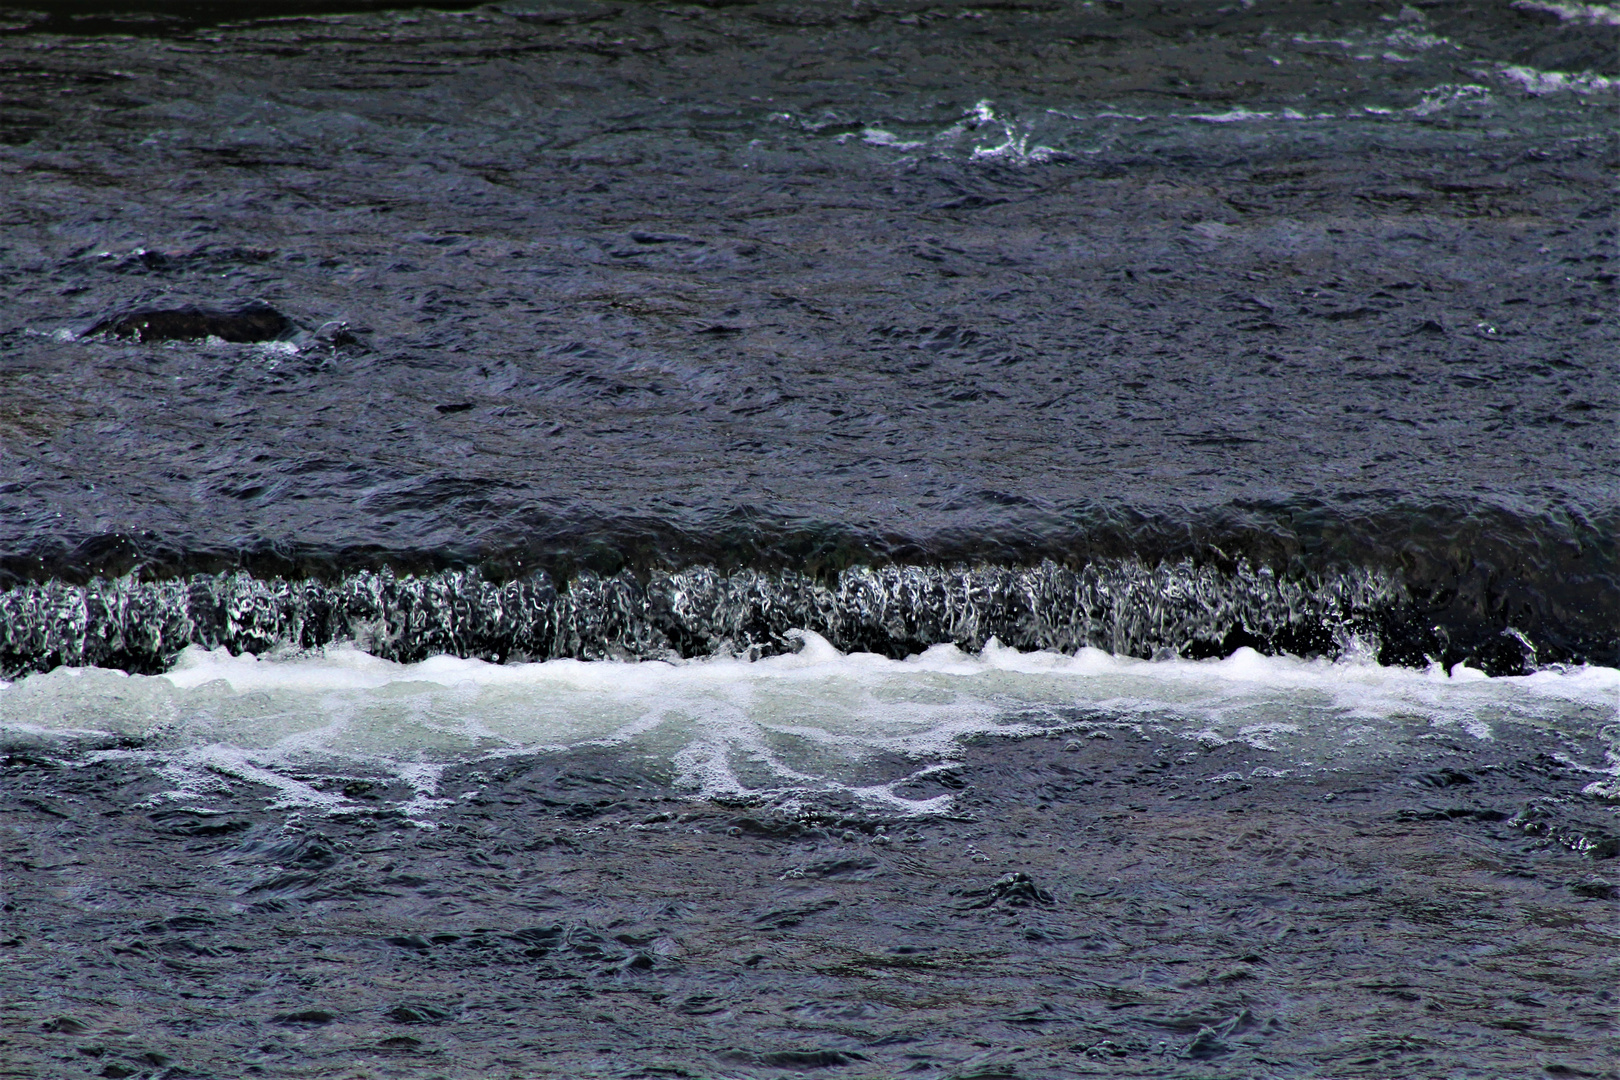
(88, 302), (293, 343)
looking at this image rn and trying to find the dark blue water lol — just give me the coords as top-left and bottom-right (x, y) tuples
(3, 7), (1618, 1080)
(1, 2), (1616, 670)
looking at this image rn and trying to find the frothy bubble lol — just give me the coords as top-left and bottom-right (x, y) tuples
(3, 634), (1614, 820)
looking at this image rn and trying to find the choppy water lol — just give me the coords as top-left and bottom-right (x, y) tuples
(2, 6), (1618, 1077)
(5, 632), (1617, 816)
(2, 0), (1616, 799)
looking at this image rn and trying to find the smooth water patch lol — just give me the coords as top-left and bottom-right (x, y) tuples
(3, 634), (1615, 816)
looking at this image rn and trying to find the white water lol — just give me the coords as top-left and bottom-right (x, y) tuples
(3, 632), (1615, 816)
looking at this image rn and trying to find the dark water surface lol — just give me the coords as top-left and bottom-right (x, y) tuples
(1, 2), (1617, 1078)
(6, 728), (1619, 1079)
(1, 0), (1617, 668)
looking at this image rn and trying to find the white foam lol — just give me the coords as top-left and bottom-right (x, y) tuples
(933, 100), (1058, 165)
(1382, 27), (1453, 51)
(4, 635), (1615, 815)
(1408, 83), (1493, 116)
(1188, 107), (1279, 123)
(1496, 65), (1620, 95)
(969, 133), (1056, 165)
(857, 128), (924, 150)
(1289, 25), (1456, 58)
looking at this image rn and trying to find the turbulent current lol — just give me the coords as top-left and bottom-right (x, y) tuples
(2, 0), (1616, 676)
(1, 2), (1617, 1077)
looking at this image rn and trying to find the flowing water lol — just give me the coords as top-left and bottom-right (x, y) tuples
(1, 1), (1616, 1077)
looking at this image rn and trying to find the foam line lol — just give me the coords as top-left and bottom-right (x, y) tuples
(3, 634), (1614, 816)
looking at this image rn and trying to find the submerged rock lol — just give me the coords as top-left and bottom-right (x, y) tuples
(88, 302), (293, 343)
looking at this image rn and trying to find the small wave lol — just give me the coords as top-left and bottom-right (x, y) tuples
(855, 128), (925, 150)
(964, 100), (1059, 165)
(1496, 65), (1620, 95)
(1511, 0), (1620, 26)
(829, 100), (1060, 165)
(1289, 26), (1457, 58)
(1185, 107), (1329, 123)
(1408, 83), (1494, 115)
